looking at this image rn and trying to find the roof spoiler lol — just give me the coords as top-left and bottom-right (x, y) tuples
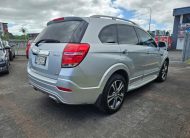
(47, 17), (85, 25)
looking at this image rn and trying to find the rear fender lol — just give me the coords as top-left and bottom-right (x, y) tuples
(98, 63), (130, 93)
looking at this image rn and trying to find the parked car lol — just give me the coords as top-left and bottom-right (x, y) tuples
(0, 40), (10, 74)
(27, 15), (169, 114)
(26, 40), (32, 59)
(2, 40), (15, 61)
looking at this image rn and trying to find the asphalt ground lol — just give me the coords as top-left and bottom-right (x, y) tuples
(0, 51), (190, 138)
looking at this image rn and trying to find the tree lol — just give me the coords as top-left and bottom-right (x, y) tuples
(20, 27), (27, 35)
(20, 27), (27, 42)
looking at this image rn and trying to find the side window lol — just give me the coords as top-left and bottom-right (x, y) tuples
(99, 25), (117, 44)
(117, 25), (138, 45)
(135, 28), (157, 47)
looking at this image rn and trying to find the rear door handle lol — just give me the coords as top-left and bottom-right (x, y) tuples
(122, 49), (128, 54)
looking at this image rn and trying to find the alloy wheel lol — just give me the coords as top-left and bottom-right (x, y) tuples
(161, 62), (168, 80)
(107, 80), (125, 110)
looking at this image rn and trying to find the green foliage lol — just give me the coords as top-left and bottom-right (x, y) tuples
(1, 27), (30, 41)
(1, 32), (29, 41)
(12, 34), (29, 40)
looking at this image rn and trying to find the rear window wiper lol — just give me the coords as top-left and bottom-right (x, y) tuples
(35, 39), (60, 46)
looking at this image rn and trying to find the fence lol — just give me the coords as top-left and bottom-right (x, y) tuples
(182, 33), (190, 61)
(9, 40), (27, 56)
(8, 35), (190, 59)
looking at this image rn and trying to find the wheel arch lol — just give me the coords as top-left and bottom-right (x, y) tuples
(161, 57), (169, 68)
(95, 63), (130, 104)
(95, 64), (130, 111)
(111, 69), (129, 84)
(99, 63), (130, 90)
(165, 57), (169, 64)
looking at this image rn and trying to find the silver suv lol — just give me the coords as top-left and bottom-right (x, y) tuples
(27, 15), (169, 114)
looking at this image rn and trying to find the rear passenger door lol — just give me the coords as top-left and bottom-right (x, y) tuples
(117, 24), (147, 84)
(135, 27), (161, 78)
(94, 24), (122, 85)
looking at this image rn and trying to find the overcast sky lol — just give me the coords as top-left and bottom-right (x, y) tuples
(0, 0), (189, 35)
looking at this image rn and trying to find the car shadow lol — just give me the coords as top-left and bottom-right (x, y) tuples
(0, 72), (9, 77)
(40, 96), (107, 118)
(37, 81), (155, 121)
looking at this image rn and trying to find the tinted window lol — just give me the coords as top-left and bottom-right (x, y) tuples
(183, 14), (190, 24)
(34, 21), (81, 43)
(136, 28), (157, 47)
(99, 25), (117, 43)
(118, 25), (138, 44)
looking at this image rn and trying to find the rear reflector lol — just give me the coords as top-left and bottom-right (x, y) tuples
(52, 17), (64, 22)
(56, 86), (72, 92)
(62, 43), (90, 68)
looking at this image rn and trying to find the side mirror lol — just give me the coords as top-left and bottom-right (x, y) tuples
(158, 41), (168, 51)
(158, 42), (166, 48)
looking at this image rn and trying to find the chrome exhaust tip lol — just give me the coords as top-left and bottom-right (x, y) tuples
(30, 84), (38, 91)
(33, 87), (38, 91)
(49, 95), (60, 103)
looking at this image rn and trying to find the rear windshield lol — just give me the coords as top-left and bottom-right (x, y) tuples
(34, 21), (82, 43)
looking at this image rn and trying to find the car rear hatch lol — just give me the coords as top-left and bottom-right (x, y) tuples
(29, 17), (88, 79)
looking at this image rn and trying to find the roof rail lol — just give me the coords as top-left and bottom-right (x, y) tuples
(90, 15), (138, 25)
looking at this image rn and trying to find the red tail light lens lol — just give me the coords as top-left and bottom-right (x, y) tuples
(62, 43), (90, 68)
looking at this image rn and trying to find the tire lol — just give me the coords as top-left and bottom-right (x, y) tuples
(156, 60), (169, 82)
(13, 53), (15, 58)
(9, 52), (13, 61)
(96, 74), (128, 114)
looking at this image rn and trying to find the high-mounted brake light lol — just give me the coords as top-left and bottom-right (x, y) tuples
(62, 43), (90, 68)
(52, 17), (64, 22)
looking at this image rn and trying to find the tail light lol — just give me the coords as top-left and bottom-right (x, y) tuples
(62, 43), (90, 68)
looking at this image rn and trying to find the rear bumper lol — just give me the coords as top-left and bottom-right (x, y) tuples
(27, 67), (100, 105)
